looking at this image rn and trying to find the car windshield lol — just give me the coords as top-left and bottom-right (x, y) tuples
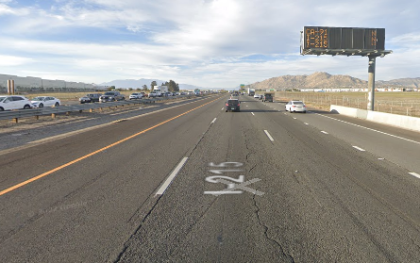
(0, 97), (5, 102)
(32, 97), (45, 101)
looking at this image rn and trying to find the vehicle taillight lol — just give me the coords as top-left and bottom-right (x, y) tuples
(226, 103), (228, 106)
(237, 103), (240, 106)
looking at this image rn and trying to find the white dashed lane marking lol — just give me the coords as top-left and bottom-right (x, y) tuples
(264, 130), (274, 142)
(352, 146), (366, 152)
(409, 172), (420, 179)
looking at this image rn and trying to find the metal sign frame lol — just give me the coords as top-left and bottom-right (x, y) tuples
(300, 26), (393, 111)
(300, 26), (392, 57)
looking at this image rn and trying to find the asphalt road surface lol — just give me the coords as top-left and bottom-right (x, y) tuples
(1, 94), (420, 262)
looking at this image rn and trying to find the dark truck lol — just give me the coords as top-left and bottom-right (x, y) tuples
(262, 93), (273, 102)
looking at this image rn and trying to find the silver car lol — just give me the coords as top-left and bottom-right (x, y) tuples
(285, 100), (306, 113)
(31, 96), (61, 108)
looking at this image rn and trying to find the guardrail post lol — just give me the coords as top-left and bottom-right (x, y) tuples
(34, 115), (39, 120)
(51, 113), (56, 119)
(13, 117), (18, 123)
(89, 108), (93, 113)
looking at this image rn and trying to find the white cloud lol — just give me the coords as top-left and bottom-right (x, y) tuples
(0, 55), (33, 66)
(0, 0), (419, 88)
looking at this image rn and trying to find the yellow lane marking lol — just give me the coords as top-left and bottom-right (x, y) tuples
(0, 97), (221, 197)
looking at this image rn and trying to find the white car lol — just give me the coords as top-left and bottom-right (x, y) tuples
(254, 94), (260, 99)
(129, 93), (144, 100)
(148, 92), (158, 98)
(31, 96), (61, 108)
(0, 95), (33, 111)
(285, 100), (306, 113)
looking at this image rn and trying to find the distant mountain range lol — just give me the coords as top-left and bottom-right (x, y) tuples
(99, 73), (420, 91)
(99, 78), (202, 90)
(249, 72), (420, 90)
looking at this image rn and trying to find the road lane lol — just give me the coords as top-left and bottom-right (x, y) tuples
(0, 94), (225, 262)
(1, 94), (420, 262)
(116, 95), (420, 262)
(261, 98), (420, 174)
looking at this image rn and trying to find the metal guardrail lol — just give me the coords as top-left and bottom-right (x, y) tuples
(0, 108), (43, 122)
(0, 95), (197, 122)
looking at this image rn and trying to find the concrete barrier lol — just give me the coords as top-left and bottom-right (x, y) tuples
(330, 105), (420, 132)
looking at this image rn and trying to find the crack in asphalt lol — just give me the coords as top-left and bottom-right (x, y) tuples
(112, 194), (163, 263)
(252, 195), (296, 263)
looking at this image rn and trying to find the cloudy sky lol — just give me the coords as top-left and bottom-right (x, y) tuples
(0, 0), (419, 88)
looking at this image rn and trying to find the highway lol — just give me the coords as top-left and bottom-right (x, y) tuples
(1, 94), (420, 262)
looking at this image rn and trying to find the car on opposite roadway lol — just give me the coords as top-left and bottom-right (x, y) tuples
(254, 94), (263, 99)
(31, 96), (61, 108)
(148, 92), (158, 98)
(79, 93), (102, 104)
(225, 99), (240, 112)
(262, 93), (273, 102)
(285, 100), (307, 113)
(99, 91), (125, 102)
(129, 93), (144, 100)
(0, 95), (33, 111)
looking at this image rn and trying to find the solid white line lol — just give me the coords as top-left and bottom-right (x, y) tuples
(304, 122), (309, 125)
(155, 157), (188, 195)
(321, 131), (329, 134)
(221, 107), (224, 111)
(293, 117), (297, 120)
(352, 146), (366, 152)
(315, 113), (420, 145)
(251, 112), (255, 116)
(264, 130), (274, 142)
(409, 172), (420, 179)
(211, 118), (217, 124)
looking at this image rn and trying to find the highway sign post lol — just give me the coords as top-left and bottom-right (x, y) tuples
(300, 26), (392, 111)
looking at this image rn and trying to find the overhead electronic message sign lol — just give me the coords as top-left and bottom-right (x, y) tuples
(301, 26), (389, 56)
(299, 26), (393, 111)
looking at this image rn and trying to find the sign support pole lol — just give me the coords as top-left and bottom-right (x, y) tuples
(367, 55), (376, 111)
(7, 80), (15, 95)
